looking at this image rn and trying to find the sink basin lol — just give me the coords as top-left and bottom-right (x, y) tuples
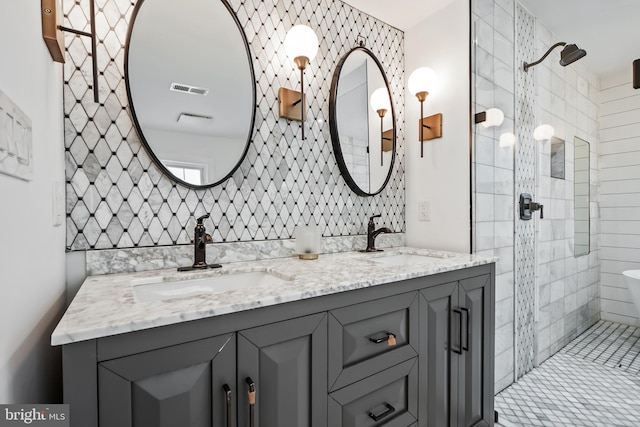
(367, 253), (446, 267)
(132, 270), (291, 303)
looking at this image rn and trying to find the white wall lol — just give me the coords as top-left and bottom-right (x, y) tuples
(0, 1), (66, 403)
(599, 70), (640, 326)
(405, 0), (470, 253)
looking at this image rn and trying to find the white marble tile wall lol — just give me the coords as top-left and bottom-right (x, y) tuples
(85, 232), (406, 275)
(531, 20), (600, 364)
(514, 2), (537, 380)
(472, 0), (516, 394)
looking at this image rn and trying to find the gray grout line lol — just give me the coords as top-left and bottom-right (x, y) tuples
(565, 320), (608, 358)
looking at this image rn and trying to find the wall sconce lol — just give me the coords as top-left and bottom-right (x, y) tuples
(370, 87), (391, 166)
(408, 67), (442, 157)
(533, 124), (555, 141)
(475, 108), (504, 128)
(41, 0), (100, 102)
(279, 25), (319, 140)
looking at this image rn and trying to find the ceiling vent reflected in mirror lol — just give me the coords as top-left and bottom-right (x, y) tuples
(169, 82), (210, 96)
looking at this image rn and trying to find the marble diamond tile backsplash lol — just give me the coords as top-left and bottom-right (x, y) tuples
(63, 0), (405, 251)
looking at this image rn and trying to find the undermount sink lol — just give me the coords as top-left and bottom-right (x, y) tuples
(132, 270), (292, 303)
(367, 253), (449, 267)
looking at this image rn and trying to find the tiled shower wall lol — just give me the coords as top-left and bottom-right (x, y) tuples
(532, 17), (600, 364)
(472, 0), (600, 392)
(513, 2), (536, 379)
(63, 0), (405, 251)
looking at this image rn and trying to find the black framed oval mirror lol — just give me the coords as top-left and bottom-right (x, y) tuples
(330, 46), (396, 196)
(125, 0), (255, 189)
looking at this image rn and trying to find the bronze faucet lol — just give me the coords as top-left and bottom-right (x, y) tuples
(178, 214), (221, 271)
(363, 214), (392, 252)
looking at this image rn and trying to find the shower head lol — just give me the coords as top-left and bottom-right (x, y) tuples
(559, 44), (587, 66)
(523, 42), (587, 72)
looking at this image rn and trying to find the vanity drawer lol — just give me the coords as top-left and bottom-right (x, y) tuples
(328, 357), (418, 427)
(328, 292), (418, 390)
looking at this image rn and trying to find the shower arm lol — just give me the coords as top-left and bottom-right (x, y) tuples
(523, 42), (567, 72)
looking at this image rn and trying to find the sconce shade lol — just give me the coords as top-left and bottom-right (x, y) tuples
(533, 124), (554, 141)
(284, 25), (319, 67)
(370, 87), (391, 115)
(482, 108), (504, 128)
(408, 67), (437, 99)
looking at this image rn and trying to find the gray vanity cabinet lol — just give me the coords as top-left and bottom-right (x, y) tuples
(237, 313), (328, 427)
(60, 263), (495, 427)
(418, 274), (493, 427)
(97, 333), (236, 427)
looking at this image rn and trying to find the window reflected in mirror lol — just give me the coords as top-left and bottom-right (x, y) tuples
(574, 137), (590, 257)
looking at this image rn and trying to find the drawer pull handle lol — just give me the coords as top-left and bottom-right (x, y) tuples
(369, 331), (397, 345)
(368, 402), (396, 421)
(223, 384), (232, 427)
(246, 377), (255, 427)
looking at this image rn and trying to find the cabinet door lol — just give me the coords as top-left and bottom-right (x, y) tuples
(418, 282), (458, 427)
(457, 274), (493, 427)
(237, 313), (327, 427)
(98, 334), (236, 427)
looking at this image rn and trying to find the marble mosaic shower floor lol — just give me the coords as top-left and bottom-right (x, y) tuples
(495, 321), (640, 426)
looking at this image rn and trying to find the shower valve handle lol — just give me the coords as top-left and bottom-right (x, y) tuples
(519, 194), (543, 220)
(529, 202), (544, 219)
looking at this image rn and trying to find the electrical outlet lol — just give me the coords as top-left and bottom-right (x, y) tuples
(418, 201), (431, 221)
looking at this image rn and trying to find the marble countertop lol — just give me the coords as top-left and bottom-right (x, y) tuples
(52, 247), (497, 346)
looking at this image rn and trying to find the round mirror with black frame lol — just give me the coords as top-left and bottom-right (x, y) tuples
(125, 0), (256, 189)
(330, 45), (396, 197)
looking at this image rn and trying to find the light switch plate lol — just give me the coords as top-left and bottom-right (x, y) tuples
(52, 181), (64, 227)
